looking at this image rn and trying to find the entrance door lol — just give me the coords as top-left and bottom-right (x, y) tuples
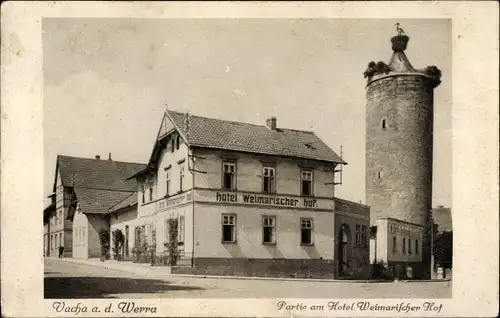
(338, 223), (351, 276)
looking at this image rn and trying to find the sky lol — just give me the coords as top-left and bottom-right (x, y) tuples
(42, 18), (452, 207)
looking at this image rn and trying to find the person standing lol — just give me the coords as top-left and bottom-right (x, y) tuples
(58, 245), (64, 259)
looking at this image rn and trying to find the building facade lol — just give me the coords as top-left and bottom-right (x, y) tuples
(364, 32), (442, 279)
(128, 110), (371, 279)
(44, 154), (146, 259)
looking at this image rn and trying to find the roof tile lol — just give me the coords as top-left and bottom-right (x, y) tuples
(166, 110), (346, 164)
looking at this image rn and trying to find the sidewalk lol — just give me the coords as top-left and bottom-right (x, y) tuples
(49, 257), (451, 284)
(51, 257), (172, 276)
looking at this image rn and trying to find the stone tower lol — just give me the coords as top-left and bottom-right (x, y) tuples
(364, 31), (441, 278)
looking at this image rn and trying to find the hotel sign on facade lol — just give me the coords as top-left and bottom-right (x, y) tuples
(157, 191), (193, 212)
(388, 222), (423, 238)
(194, 189), (335, 210)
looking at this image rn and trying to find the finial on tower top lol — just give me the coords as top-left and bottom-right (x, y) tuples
(394, 23), (405, 36)
(391, 23), (410, 52)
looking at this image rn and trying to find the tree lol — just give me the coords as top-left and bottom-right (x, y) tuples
(167, 218), (179, 266)
(98, 229), (110, 261)
(112, 229), (125, 261)
(434, 231), (453, 269)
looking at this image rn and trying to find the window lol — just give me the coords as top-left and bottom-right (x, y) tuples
(262, 216), (276, 244)
(171, 138), (175, 153)
(178, 216), (185, 243)
(300, 218), (314, 245)
(222, 162), (236, 190)
(362, 225), (367, 247)
(164, 219), (170, 244)
(165, 169), (171, 197)
(381, 119), (387, 130)
(415, 239), (419, 254)
(408, 238), (412, 254)
(378, 171), (384, 179)
(179, 164), (185, 192)
(355, 225), (361, 246)
(135, 226), (141, 246)
(176, 135), (181, 150)
(263, 167), (276, 193)
(392, 236), (397, 253)
(148, 181), (154, 201)
(402, 237), (406, 254)
(222, 214), (236, 243)
(141, 184), (145, 203)
(142, 225), (146, 245)
(301, 171), (313, 196)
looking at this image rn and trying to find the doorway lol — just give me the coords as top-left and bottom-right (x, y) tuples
(338, 223), (351, 276)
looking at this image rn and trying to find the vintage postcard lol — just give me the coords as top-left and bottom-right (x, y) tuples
(1, 1), (498, 317)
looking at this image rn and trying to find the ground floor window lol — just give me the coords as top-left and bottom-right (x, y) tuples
(300, 218), (314, 245)
(222, 214), (236, 243)
(262, 216), (276, 244)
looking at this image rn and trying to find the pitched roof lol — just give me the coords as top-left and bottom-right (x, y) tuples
(56, 155), (146, 192)
(165, 110), (346, 165)
(74, 187), (134, 215)
(108, 192), (138, 213)
(53, 155), (146, 215)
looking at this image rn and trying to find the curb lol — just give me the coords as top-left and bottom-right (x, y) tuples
(170, 273), (392, 283)
(47, 258), (451, 284)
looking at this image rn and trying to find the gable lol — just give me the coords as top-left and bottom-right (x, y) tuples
(158, 113), (176, 140)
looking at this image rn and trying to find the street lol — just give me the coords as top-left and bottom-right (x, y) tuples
(44, 259), (451, 299)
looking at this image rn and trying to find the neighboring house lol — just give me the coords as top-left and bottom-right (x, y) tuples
(47, 154), (146, 259)
(109, 193), (139, 261)
(127, 110), (371, 279)
(43, 193), (56, 257)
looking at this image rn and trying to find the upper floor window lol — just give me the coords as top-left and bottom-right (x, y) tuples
(381, 118), (387, 130)
(361, 225), (367, 247)
(222, 214), (236, 243)
(148, 181), (154, 201)
(402, 237), (407, 255)
(176, 135), (181, 150)
(408, 238), (412, 254)
(179, 164), (185, 192)
(355, 225), (361, 246)
(300, 218), (314, 245)
(222, 162), (236, 190)
(262, 166), (276, 193)
(262, 216), (276, 244)
(141, 184), (145, 204)
(165, 169), (171, 197)
(392, 236), (397, 253)
(415, 239), (419, 254)
(171, 138), (175, 153)
(301, 170), (313, 196)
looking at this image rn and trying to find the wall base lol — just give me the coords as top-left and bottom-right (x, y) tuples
(171, 258), (340, 279)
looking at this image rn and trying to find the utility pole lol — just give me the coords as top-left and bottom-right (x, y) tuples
(430, 210), (435, 279)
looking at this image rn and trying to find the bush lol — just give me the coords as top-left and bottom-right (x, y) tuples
(98, 229), (110, 260)
(112, 229), (125, 261)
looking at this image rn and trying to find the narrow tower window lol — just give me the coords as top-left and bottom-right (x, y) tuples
(381, 119), (387, 130)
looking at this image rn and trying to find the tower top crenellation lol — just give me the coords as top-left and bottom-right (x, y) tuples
(362, 25), (442, 88)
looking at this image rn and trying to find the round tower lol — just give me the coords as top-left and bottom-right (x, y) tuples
(364, 34), (441, 227)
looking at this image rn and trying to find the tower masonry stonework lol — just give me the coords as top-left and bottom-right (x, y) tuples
(364, 32), (442, 279)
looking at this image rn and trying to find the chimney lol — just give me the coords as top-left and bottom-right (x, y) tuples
(266, 117), (277, 130)
(108, 152), (112, 161)
(95, 155), (100, 160)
